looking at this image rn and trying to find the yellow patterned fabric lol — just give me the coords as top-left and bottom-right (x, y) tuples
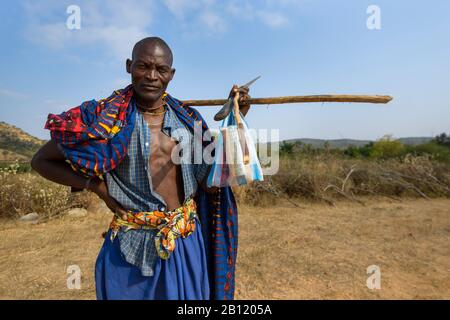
(109, 198), (198, 259)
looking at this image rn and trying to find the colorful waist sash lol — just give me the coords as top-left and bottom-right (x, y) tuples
(109, 198), (198, 260)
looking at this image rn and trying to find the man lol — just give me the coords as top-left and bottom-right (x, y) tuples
(31, 37), (251, 300)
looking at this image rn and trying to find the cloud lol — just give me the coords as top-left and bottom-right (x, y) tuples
(199, 11), (227, 34)
(0, 88), (28, 100)
(21, 0), (297, 55)
(21, 0), (155, 61)
(162, 0), (200, 19)
(162, 0), (227, 35)
(256, 11), (289, 28)
(226, 1), (254, 20)
(226, 1), (290, 28)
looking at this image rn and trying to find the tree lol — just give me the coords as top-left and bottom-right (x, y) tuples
(280, 141), (294, 156)
(434, 133), (450, 147)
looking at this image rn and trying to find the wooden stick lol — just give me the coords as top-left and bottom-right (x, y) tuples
(182, 94), (393, 106)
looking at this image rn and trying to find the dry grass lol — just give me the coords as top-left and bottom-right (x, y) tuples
(2, 154), (449, 218)
(235, 154), (450, 206)
(235, 197), (450, 299)
(0, 196), (448, 300)
(0, 201), (111, 300)
(0, 165), (90, 219)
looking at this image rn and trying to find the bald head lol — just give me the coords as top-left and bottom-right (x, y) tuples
(126, 36), (176, 104)
(131, 37), (173, 66)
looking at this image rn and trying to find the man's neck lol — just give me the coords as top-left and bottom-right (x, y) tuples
(135, 95), (165, 113)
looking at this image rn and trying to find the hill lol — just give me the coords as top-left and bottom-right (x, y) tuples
(0, 121), (46, 162)
(0, 120), (437, 161)
(282, 137), (434, 149)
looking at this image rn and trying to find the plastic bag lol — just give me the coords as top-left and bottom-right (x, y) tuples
(207, 105), (264, 187)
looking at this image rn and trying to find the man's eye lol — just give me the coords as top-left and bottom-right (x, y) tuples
(158, 67), (170, 74)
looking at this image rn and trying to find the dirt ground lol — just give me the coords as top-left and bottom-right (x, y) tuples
(0, 197), (449, 300)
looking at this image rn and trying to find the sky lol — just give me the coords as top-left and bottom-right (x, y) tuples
(0, 0), (449, 141)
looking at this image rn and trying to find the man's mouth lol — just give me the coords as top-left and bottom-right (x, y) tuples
(141, 84), (160, 91)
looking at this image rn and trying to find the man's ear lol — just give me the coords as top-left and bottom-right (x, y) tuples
(169, 68), (176, 81)
(126, 59), (132, 74)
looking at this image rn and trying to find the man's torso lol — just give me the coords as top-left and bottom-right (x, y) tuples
(145, 113), (184, 210)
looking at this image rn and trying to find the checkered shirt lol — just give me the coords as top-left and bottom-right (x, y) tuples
(104, 98), (210, 276)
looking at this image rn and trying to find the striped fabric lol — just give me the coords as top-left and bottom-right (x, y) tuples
(44, 85), (239, 300)
(207, 109), (264, 187)
(45, 86), (135, 177)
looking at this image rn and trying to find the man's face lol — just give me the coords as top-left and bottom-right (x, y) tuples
(126, 44), (175, 103)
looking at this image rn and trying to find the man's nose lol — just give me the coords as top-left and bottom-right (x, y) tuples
(145, 68), (158, 80)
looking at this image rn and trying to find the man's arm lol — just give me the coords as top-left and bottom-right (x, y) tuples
(229, 84), (251, 116)
(31, 140), (128, 219)
(31, 140), (92, 189)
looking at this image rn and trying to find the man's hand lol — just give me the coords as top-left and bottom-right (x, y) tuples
(199, 175), (219, 194)
(88, 177), (128, 220)
(229, 84), (251, 116)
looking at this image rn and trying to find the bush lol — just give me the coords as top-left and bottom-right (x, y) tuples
(407, 142), (450, 163)
(0, 163), (90, 219)
(237, 153), (450, 206)
(344, 142), (373, 159)
(369, 136), (406, 159)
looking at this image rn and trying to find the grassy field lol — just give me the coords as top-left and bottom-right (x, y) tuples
(0, 196), (448, 300)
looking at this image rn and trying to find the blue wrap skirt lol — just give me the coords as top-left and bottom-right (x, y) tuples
(95, 217), (210, 300)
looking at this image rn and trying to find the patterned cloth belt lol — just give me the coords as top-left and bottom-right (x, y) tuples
(109, 198), (198, 260)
